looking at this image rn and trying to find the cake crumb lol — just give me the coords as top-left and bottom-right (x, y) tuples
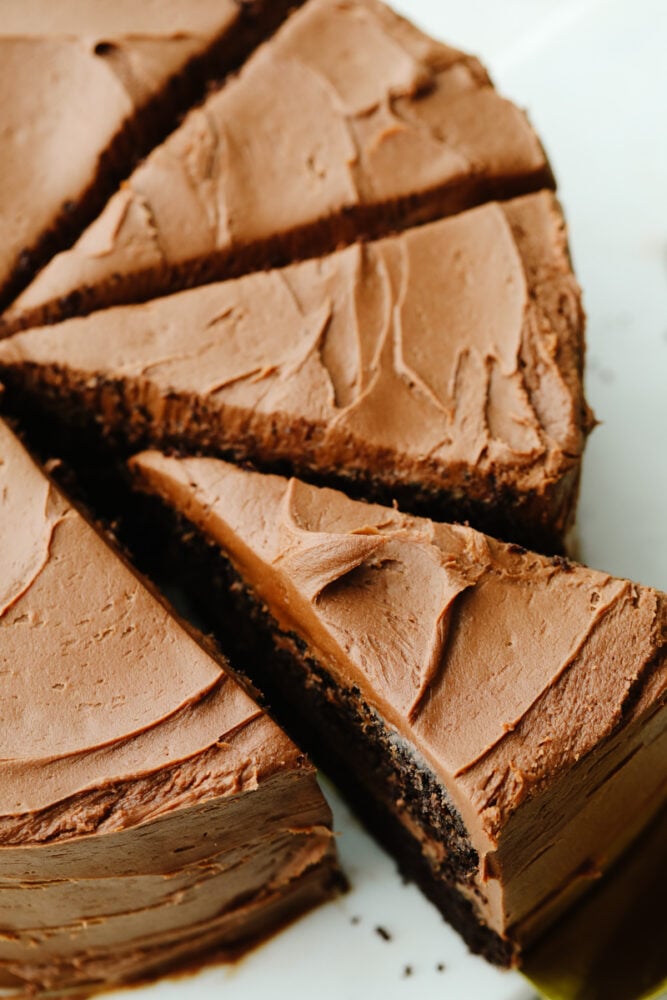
(436, 962), (446, 972)
(350, 915), (361, 925)
(375, 925), (392, 942)
(403, 965), (413, 977)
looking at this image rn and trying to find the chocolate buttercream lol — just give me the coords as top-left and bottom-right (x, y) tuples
(0, 419), (340, 995)
(130, 452), (667, 956)
(0, 0), (299, 311)
(0, 192), (590, 549)
(4, 0), (553, 331)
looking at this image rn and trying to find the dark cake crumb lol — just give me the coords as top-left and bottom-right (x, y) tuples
(402, 965), (413, 978)
(375, 926), (392, 942)
(436, 962), (446, 972)
(551, 553), (573, 571)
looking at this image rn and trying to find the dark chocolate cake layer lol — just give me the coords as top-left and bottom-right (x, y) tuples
(0, 192), (592, 552)
(0, 0), (302, 312)
(129, 453), (667, 966)
(3, 0), (553, 332)
(0, 419), (342, 997)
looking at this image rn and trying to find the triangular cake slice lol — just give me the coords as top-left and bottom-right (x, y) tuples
(3, 0), (553, 332)
(0, 192), (591, 551)
(0, 418), (341, 996)
(129, 452), (667, 967)
(0, 0), (300, 311)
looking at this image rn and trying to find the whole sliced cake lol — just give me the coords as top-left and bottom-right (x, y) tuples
(2, 0), (553, 332)
(1, 0), (659, 991)
(0, 419), (341, 996)
(0, 0), (300, 311)
(129, 452), (667, 966)
(0, 192), (591, 551)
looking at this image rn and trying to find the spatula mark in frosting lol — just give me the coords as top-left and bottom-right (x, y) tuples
(420, 560), (632, 778)
(121, 272), (335, 403)
(273, 479), (485, 721)
(92, 38), (152, 107)
(267, 475), (638, 769)
(92, 33), (208, 109)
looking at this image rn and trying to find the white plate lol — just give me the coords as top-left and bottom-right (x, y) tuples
(114, 1), (667, 997)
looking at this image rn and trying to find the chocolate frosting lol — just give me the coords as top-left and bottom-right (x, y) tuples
(130, 452), (667, 945)
(0, 0), (249, 304)
(6, 0), (552, 325)
(0, 192), (591, 540)
(0, 419), (338, 993)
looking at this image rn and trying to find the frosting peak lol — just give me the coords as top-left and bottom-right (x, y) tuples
(275, 479), (486, 720)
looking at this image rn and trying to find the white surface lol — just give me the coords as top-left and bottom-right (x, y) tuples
(109, 2), (666, 998)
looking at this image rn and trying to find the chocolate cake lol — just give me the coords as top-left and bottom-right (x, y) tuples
(129, 452), (667, 967)
(0, 419), (342, 996)
(0, 0), (301, 312)
(0, 191), (591, 551)
(2, 0), (554, 333)
(1, 0), (658, 989)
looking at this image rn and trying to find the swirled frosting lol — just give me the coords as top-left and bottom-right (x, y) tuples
(0, 0), (281, 308)
(130, 452), (667, 948)
(5, 0), (553, 328)
(0, 419), (339, 994)
(0, 192), (591, 547)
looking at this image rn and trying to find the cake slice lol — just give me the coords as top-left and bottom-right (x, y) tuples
(0, 192), (591, 551)
(129, 452), (667, 967)
(0, 418), (341, 997)
(0, 0), (301, 311)
(2, 0), (553, 332)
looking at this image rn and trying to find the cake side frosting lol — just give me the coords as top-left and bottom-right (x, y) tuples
(129, 451), (667, 948)
(0, 419), (339, 994)
(4, 0), (553, 327)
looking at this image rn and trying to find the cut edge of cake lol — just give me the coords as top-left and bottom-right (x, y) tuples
(127, 450), (667, 967)
(0, 191), (593, 553)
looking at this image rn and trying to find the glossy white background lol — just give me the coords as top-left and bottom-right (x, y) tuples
(107, 2), (667, 998)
